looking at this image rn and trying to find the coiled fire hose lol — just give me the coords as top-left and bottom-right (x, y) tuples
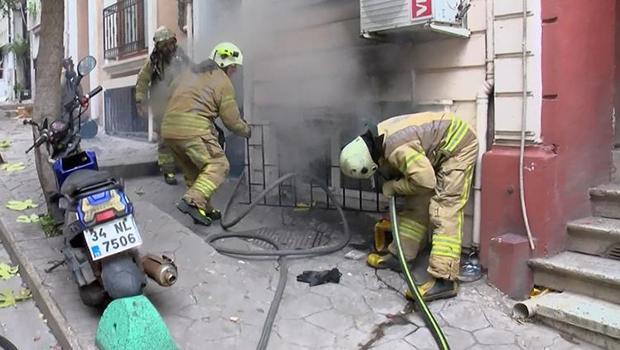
(389, 196), (450, 350)
(206, 172), (449, 350)
(206, 173), (351, 350)
(0, 335), (18, 350)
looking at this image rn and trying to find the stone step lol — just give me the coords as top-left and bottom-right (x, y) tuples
(590, 183), (620, 220)
(528, 292), (620, 349)
(567, 217), (620, 258)
(613, 149), (620, 183)
(529, 251), (620, 304)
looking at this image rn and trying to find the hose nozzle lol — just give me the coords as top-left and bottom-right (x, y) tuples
(141, 254), (178, 287)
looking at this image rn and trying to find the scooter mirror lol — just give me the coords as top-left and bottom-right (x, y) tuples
(77, 56), (97, 77)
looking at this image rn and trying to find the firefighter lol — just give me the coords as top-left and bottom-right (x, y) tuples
(339, 112), (478, 301)
(135, 26), (189, 185)
(161, 42), (251, 226)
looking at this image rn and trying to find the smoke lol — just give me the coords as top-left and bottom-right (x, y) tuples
(191, 1), (413, 183)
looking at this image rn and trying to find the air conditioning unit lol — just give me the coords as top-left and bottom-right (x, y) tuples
(360, 0), (470, 39)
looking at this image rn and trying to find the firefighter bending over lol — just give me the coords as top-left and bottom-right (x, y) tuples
(340, 112), (478, 301)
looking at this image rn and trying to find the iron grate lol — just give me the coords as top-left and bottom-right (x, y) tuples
(243, 124), (387, 213)
(606, 244), (620, 261)
(236, 227), (334, 251)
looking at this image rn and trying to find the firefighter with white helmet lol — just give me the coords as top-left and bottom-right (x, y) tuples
(340, 112), (479, 301)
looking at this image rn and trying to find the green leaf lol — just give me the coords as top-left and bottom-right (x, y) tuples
(0, 263), (18, 280)
(0, 140), (9, 149)
(0, 289), (16, 308)
(15, 288), (32, 301)
(0, 162), (25, 172)
(6, 199), (37, 211)
(16, 214), (39, 223)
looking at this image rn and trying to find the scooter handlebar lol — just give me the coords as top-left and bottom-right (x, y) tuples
(25, 132), (48, 154)
(86, 86), (102, 99)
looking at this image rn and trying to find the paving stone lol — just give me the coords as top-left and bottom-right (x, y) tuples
(514, 325), (562, 350)
(481, 306), (521, 331)
(363, 289), (408, 315)
(274, 319), (336, 348)
(305, 308), (355, 334)
(353, 310), (390, 333)
(441, 301), (490, 332)
(186, 316), (242, 342)
(405, 327), (442, 349)
(474, 327), (516, 345)
(468, 345), (521, 350)
(268, 333), (312, 350)
(162, 315), (194, 346)
(278, 291), (331, 320)
(370, 339), (420, 350)
(334, 327), (371, 349)
(444, 326), (477, 350)
(328, 289), (372, 316)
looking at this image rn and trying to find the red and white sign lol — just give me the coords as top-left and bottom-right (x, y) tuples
(411, 0), (433, 21)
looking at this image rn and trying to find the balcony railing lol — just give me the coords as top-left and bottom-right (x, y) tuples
(103, 0), (147, 60)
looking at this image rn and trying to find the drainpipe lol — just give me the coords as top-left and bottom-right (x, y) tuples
(146, 0), (157, 143)
(186, 1), (193, 61)
(473, 0), (494, 248)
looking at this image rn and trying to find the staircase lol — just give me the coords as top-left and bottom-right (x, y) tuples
(527, 151), (620, 349)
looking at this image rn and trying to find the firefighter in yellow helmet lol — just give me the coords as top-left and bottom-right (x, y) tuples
(340, 112), (478, 301)
(161, 42), (250, 225)
(135, 26), (189, 185)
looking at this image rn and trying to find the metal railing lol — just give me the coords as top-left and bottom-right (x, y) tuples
(103, 0), (147, 60)
(243, 124), (387, 213)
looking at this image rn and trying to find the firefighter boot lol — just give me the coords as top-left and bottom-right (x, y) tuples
(405, 278), (459, 302)
(163, 172), (178, 185)
(176, 198), (221, 226)
(367, 252), (411, 273)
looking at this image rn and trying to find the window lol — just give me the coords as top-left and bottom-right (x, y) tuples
(103, 0), (147, 60)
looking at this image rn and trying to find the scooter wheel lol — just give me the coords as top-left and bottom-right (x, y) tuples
(79, 282), (107, 307)
(101, 253), (146, 299)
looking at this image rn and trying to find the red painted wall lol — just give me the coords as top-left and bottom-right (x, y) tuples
(540, 0), (615, 212)
(481, 0), (616, 289)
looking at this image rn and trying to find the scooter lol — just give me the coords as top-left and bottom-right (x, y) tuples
(25, 56), (177, 306)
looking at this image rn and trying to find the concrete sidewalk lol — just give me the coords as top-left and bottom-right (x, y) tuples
(0, 116), (600, 349)
(0, 238), (58, 349)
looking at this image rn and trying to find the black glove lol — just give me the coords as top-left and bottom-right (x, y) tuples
(296, 268), (342, 287)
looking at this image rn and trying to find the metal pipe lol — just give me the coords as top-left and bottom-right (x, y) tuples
(261, 125), (267, 204)
(519, 0), (536, 251)
(472, 0), (495, 247)
(246, 130), (252, 203)
(513, 299), (538, 319)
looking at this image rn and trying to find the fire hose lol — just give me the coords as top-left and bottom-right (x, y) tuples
(389, 196), (450, 350)
(207, 172), (351, 350)
(206, 173), (449, 350)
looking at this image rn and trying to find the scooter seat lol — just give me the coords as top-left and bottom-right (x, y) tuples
(61, 169), (115, 197)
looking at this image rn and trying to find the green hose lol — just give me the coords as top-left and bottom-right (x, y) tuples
(389, 196), (450, 350)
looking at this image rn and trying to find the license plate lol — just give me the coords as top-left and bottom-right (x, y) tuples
(84, 215), (142, 261)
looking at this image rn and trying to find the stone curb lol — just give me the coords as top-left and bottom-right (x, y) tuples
(0, 217), (82, 350)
